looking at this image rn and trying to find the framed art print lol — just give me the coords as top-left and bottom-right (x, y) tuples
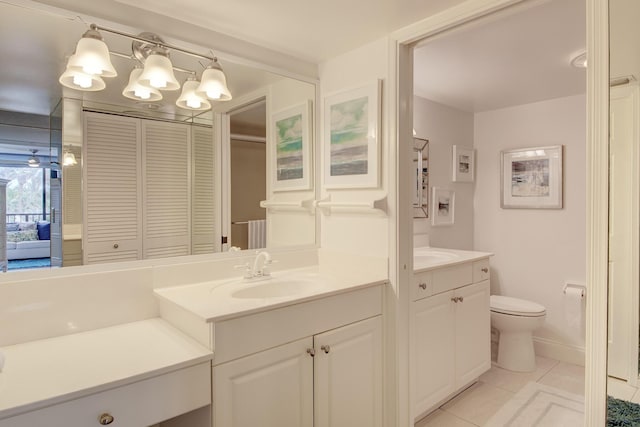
(452, 145), (474, 182)
(271, 100), (312, 191)
(323, 80), (381, 188)
(500, 145), (563, 209)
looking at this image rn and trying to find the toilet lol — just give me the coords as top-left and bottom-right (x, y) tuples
(490, 295), (546, 372)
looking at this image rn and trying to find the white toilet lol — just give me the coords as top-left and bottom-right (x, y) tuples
(490, 295), (546, 372)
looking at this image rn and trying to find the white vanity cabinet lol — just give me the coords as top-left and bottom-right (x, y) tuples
(411, 258), (491, 420)
(209, 286), (383, 427)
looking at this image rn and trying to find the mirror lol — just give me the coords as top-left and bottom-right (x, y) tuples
(413, 137), (429, 218)
(607, 0), (640, 407)
(0, 1), (317, 271)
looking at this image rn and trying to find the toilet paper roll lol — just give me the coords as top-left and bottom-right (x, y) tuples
(563, 286), (584, 331)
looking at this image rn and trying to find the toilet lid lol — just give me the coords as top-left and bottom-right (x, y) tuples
(490, 295), (546, 316)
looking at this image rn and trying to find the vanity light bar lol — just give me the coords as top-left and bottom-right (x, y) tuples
(90, 24), (217, 63)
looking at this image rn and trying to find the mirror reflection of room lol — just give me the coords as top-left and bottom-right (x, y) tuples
(0, 0), (317, 272)
(230, 101), (267, 250)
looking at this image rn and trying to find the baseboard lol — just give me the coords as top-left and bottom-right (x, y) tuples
(533, 336), (585, 366)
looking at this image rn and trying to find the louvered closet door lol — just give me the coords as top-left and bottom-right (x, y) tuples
(142, 121), (191, 258)
(84, 113), (142, 264)
(191, 126), (217, 254)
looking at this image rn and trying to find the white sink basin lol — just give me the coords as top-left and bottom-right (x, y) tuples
(413, 250), (460, 265)
(230, 277), (325, 299)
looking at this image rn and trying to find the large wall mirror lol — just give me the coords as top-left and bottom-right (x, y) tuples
(0, 1), (317, 272)
(607, 0), (640, 412)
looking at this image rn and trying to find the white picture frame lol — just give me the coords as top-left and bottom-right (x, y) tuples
(271, 100), (313, 191)
(452, 145), (474, 182)
(323, 80), (381, 189)
(500, 145), (563, 209)
(431, 187), (455, 226)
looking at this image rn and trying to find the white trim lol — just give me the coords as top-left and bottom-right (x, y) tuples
(585, 0), (609, 424)
(388, 1), (532, 426)
(533, 337), (585, 367)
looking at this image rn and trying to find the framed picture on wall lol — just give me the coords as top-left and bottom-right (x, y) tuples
(271, 100), (313, 191)
(452, 145), (474, 182)
(323, 80), (381, 188)
(431, 187), (455, 226)
(500, 145), (563, 209)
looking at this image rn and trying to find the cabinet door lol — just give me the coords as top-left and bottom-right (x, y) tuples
(455, 280), (491, 387)
(314, 316), (382, 427)
(83, 113), (142, 264)
(412, 290), (456, 418)
(213, 337), (313, 427)
(142, 120), (191, 258)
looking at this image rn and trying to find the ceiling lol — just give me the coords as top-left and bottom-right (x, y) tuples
(108, 0), (468, 63)
(413, 0), (586, 113)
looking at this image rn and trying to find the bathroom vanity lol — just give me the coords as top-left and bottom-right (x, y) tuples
(154, 266), (386, 427)
(411, 247), (492, 420)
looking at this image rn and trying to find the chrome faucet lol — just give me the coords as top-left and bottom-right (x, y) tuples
(251, 251), (272, 278)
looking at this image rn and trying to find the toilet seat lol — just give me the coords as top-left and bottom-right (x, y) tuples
(490, 295), (546, 317)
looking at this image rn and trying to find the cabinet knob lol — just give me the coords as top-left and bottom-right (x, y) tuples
(306, 348), (315, 357)
(418, 283), (427, 290)
(481, 268), (488, 273)
(98, 413), (114, 425)
(458, 296), (464, 303)
(451, 297), (458, 303)
(321, 345), (331, 354)
(113, 243), (119, 249)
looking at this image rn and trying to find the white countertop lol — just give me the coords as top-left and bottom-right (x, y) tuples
(154, 266), (387, 323)
(413, 247), (493, 272)
(0, 318), (213, 420)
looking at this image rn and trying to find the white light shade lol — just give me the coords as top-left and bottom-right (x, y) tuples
(28, 153), (40, 168)
(67, 32), (117, 77)
(63, 151), (78, 166)
(138, 50), (180, 90)
(59, 67), (106, 91)
(176, 78), (211, 111)
(196, 61), (232, 101)
(122, 68), (163, 101)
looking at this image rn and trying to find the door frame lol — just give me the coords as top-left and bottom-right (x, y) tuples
(388, 0), (607, 424)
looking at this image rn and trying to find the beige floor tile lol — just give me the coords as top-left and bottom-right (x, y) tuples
(629, 387), (640, 404)
(441, 381), (514, 426)
(414, 409), (477, 427)
(607, 377), (638, 401)
(538, 361), (585, 396)
(480, 356), (558, 393)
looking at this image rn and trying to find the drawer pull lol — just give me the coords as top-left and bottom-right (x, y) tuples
(451, 297), (458, 303)
(113, 243), (119, 249)
(98, 413), (114, 425)
(321, 345), (331, 354)
(306, 348), (315, 357)
(481, 268), (488, 273)
(418, 283), (427, 290)
(458, 296), (464, 303)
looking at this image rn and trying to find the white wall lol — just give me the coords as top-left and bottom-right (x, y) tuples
(413, 96), (474, 250)
(318, 38), (390, 257)
(474, 94), (587, 357)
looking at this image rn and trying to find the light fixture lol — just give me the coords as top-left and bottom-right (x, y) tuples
(63, 148), (78, 166)
(196, 59), (232, 101)
(122, 67), (163, 101)
(570, 51), (587, 68)
(176, 76), (211, 111)
(67, 25), (117, 77)
(59, 23), (232, 103)
(137, 48), (180, 90)
(59, 65), (106, 91)
(28, 150), (40, 168)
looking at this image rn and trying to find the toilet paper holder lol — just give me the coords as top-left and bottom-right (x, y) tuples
(563, 283), (586, 298)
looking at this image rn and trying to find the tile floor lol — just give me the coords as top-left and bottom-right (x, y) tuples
(415, 357), (585, 427)
(608, 376), (640, 403)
